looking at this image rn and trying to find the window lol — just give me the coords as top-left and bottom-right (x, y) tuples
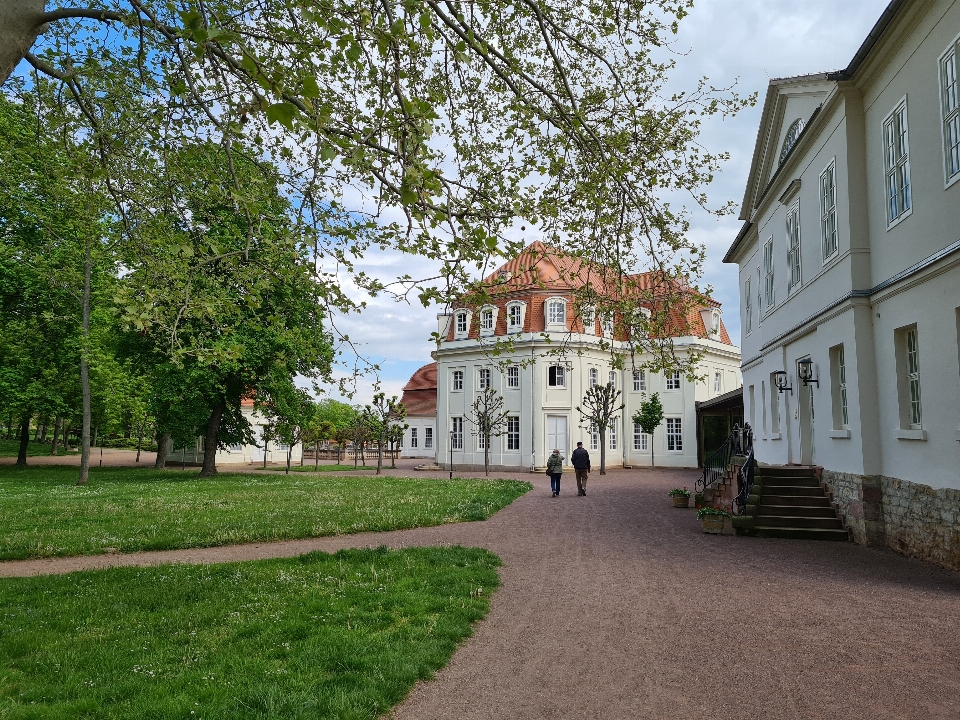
(883, 99), (912, 225)
(546, 298), (566, 327)
(581, 306), (595, 334)
(589, 423), (599, 451)
(897, 327), (922, 428)
(769, 372), (780, 434)
(609, 424), (618, 451)
(452, 370), (464, 391)
(666, 371), (681, 390)
(276, 442), (289, 452)
(507, 365), (520, 389)
(780, 118), (805, 164)
(830, 345), (848, 429)
(507, 302), (525, 332)
(763, 238), (775, 308)
(786, 203), (801, 291)
(820, 161), (838, 259)
(424, 427), (433, 449)
(478, 368), (491, 390)
(633, 370), (646, 392)
(410, 428), (418, 448)
(666, 418), (682, 451)
(714, 372), (722, 393)
(601, 315), (614, 338)
(548, 365), (566, 388)
(744, 278), (753, 334)
(506, 416), (520, 451)
(748, 385), (756, 431)
(608, 370), (617, 387)
(761, 381), (768, 434)
(477, 431), (486, 450)
(228, 442), (243, 452)
(451, 417), (463, 450)
(455, 311), (469, 335)
(480, 307), (494, 333)
(941, 40), (960, 182)
(589, 368), (598, 388)
(633, 424), (649, 451)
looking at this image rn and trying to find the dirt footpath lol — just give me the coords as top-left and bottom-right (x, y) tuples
(2, 463), (959, 719)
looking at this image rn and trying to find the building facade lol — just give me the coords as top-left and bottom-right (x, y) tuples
(724, 0), (960, 569)
(400, 362), (438, 459)
(425, 242), (740, 471)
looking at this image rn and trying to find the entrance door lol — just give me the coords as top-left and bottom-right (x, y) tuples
(800, 383), (815, 465)
(251, 427), (264, 461)
(546, 416), (568, 461)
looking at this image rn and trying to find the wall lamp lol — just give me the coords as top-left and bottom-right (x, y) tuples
(773, 370), (793, 395)
(797, 358), (819, 387)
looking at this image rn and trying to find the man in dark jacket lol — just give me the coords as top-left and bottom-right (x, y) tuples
(571, 442), (591, 496)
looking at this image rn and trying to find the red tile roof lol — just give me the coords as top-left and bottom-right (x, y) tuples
(401, 362), (437, 417)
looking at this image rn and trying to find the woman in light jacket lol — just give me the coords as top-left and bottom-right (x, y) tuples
(546, 449), (563, 497)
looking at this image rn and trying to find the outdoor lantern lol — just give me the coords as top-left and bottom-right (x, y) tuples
(773, 370), (792, 395)
(797, 358), (819, 387)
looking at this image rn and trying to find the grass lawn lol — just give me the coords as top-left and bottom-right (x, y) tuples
(0, 438), (75, 458)
(0, 546), (499, 719)
(0, 466), (531, 561)
(270, 464), (377, 472)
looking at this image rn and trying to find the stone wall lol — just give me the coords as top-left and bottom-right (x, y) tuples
(821, 470), (885, 547)
(881, 476), (960, 573)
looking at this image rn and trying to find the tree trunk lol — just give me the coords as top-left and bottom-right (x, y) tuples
(599, 429), (607, 475)
(376, 431), (384, 475)
(391, 440), (396, 469)
(155, 432), (169, 469)
(34, 421), (42, 442)
(199, 400), (226, 478)
(15, 414), (30, 467)
(63, 420), (72, 452)
(650, 443), (655, 469)
(286, 445), (291, 475)
(135, 434), (142, 462)
(78, 239), (93, 486)
(0, 0), (45, 87)
(314, 440), (319, 471)
(50, 416), (62, 455)
(484, 439), (490, 476)
(5, 413), (13, 440)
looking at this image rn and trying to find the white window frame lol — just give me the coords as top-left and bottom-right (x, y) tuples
(589, 423), (599, 451)
(478, 367), (491, 390)
(588, 368), (598, 388)
(744, 277), (752, 335)
(454, 310), (472, 339)
(608, 370), (617, 388)
(763, 237), (775, 309)
(666, 417), (683, 452)
(451, 369), (464, 392)
(424, 427), (433, 449)
(786, 202), (801, 292)
(666, 371), (681, 391)
(609, 423), (618, 451)
(714, 372), (722, 393)
(939, 36), (960, 187)
(506, 365), (520, 390)
(506, 301), (526, 333)
(830, 344), (848, 430)
(545, 297), (567, 330)
(633, 424), (649, 451)
(905, 327), (922, 428)
(883, 97), (912, 228)
(581, 305), (596, 335)
(632, 370), (646, 392)
(479, 306), (497, 336)
(451, 417), (463, 450)
(820, 159), (839, 261)
(506, 416), (520, 451)
(410, 427), (418, 448)
(780, 118), (805, 165)
(601, 314), (614, 338)
(547, 364), (566, 388)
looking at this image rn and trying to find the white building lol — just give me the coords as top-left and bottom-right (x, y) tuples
(424, 242), (740, 471)
(401, 362), (438, 459)
(724, 0), (960, 569)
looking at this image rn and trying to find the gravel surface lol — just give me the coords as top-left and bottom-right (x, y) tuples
(2, 460), (959, 719)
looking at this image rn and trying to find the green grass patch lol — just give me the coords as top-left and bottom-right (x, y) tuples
(0, 439), (75, 458)
(270, 464), (377, 472)
(0, 546), (499, 719)
(0, 466), (531, 560)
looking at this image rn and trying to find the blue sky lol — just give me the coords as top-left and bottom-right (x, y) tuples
(335, 0), (891, 404)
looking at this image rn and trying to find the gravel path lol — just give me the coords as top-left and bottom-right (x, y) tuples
(2, 461), (959, 718)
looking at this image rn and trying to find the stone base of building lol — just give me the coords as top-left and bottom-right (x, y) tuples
(822, 470), (960, 573)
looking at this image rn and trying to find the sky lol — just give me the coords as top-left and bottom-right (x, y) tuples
(331, 0), (892, 405)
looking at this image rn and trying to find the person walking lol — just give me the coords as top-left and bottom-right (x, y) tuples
(546, 449), (563, 497)
(571, 441), (591, 496)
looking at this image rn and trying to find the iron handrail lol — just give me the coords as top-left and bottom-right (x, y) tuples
(697, 423), (754, 497)
(733, 446), (756, 515)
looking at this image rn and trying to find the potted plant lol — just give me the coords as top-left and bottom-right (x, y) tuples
(668, 487), (691, 508)
(697, 506), (730, 534)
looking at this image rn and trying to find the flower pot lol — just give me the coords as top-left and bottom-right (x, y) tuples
(701, 516), (725, 534)
(672, 496), (690, 508)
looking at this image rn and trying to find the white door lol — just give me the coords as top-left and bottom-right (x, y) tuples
(251, 428), (264, 461)
(800, 383), (815, 466)
(546, 416), (568, 461)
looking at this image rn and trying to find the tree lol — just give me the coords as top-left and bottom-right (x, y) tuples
(633, 392), (665, 469)
(4, 1), (752, 385)
(368, 392), (405, 476)
(386, 421), (406, 470)
(260, 383), (316, 475)
(467, 387), (510, 477)
(347, 411), (372, 470)
(576, 382), (624, 476)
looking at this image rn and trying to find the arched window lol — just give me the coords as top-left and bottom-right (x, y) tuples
(545, 297), (567, 328)
(780, 118), (805, 164)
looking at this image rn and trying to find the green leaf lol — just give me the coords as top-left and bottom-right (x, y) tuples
(266, 103), (297, 130)
(302, 76), (320, 98)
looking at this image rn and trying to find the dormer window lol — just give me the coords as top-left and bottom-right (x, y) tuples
(581, 305), (596, 334)
(780, 118), (805, 165)
(545, 297), (567, 330)
(453, 310), (472, 340)
(506, 301), (526, 333)
(711, 310), (720, 335)
(601, 314), (614, 339)
(479, 306), (498, 337)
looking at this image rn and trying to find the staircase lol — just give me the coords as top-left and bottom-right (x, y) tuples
(747, 467), (850, 541)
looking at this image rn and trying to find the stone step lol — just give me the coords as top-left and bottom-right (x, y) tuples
(753, 526), (850, 541)
(759, 476), (821, 488)
(758, 466), (819, 477)
(763, 485), (824, 496)
(762, 493), (832, 506)
(758, 504), (837, 517)
(754, 515), (844, 530)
